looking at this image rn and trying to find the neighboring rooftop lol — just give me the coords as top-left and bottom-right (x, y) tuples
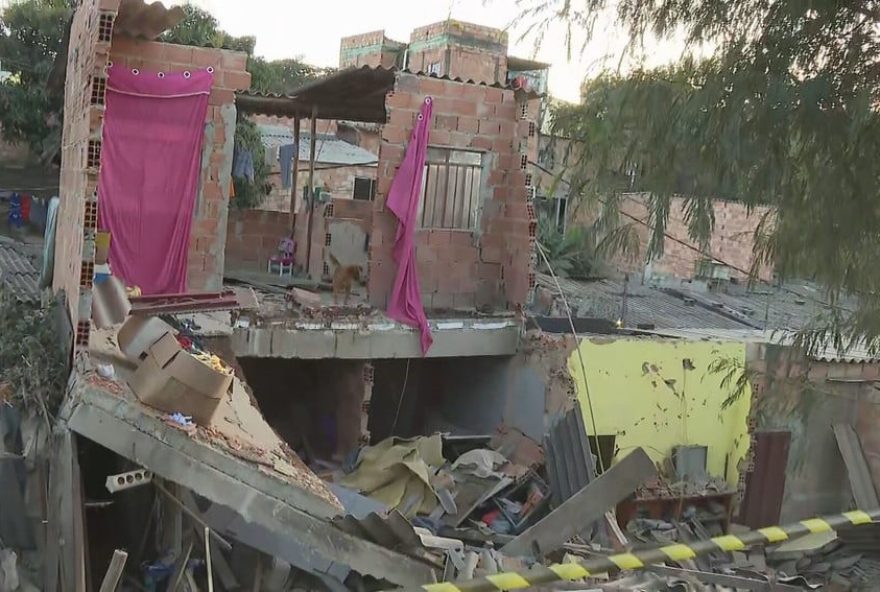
(537, 273), (852, 333)
(0, 237), (40, 303)
(258, 125), (377, 166)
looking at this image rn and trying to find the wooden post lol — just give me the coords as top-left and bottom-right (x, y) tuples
(204, 526), (215, 592)
(288, 116), (301, 233)
(97, 550), (128, 592)
(304, 105), (318, 276)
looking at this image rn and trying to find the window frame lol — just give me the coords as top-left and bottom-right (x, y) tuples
(418, 146), (484, 231)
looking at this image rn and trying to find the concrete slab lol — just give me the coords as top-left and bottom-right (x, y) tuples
(232, 319), (521, 359)
(61, 373), (438, 586)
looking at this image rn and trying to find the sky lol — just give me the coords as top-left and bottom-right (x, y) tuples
(178, 0), (686, 103)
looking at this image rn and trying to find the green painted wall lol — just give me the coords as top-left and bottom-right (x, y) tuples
(569, 338), (752, 486)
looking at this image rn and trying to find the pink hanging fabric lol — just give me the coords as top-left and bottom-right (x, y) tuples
(98, 66), (213, 295)
(386, 97), (434, 355)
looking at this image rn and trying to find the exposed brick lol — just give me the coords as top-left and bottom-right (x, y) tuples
(209, 88), (235, 105)
(222, 50), (248, 71)
(457, 117), (479, 134)
(222, 69), (252, 91)
(162, 43), (194, 65)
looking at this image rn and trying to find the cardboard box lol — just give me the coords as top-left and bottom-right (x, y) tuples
(118, 315), (175, 361)
(127, 332), (232, 425)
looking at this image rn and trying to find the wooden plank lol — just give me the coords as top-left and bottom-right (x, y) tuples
(502, 448), (656, 557)
(833, 424), (880, 510)
(97, 550), (128, 592)
(739, 430), (791, 528)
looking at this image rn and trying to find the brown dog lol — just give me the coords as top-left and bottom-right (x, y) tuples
(329, 254), (361, 304)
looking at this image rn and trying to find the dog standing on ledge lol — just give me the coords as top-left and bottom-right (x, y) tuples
(329, 254), (362, 305)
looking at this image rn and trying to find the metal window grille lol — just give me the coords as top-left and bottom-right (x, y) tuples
(419, 147), (482, 230)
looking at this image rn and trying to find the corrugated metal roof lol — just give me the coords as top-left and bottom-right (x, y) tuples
(0, 241), (40, 303)
(539, 273), (856, 335)
(258, 126), (377, 166)
(236, 65), (541, 122)
(637, 327), (880, 363)
(538, 274), (751, 330)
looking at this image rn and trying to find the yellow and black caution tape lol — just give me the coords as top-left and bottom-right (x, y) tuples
(394, 509), (880, 592)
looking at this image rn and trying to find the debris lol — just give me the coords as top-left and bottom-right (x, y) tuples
(833, 424), (880, 511)
(96, 363), (116, 379)
(286, 287), (322, 309)
(105, 468), (153, 493)
(340, 435), (445, 516)
(451, 449), (508, 479)
(502, 447), (657, 557)
(167, 413), (195, 428)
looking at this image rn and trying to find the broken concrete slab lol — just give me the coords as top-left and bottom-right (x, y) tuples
(61, 373), (436, 586)
(502, 448), (657, 558)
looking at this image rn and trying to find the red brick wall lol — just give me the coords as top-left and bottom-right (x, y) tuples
(612, 194), (774, 281)
(339, 31), (402, 69)
(262, 164), (377, 213)
(108, 37), (250, 291)
(55, 0), (115, 350)
(225, 208), (290, 271)
(367, 73), (534, 311)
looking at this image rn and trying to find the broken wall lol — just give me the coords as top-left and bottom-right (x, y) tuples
(238, 357), (371, 459)
(55, 0), (249, 350)
(749, 343), (880, 521)
(569, 337), (752, 487)
(368, 72), (537, 311)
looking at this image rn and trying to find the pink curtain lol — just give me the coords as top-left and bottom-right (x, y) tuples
(98, 66), (213, 295)
(386, 97), (434, 355)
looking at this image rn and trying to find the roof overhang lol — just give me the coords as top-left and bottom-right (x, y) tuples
(236, 66), (397, 123)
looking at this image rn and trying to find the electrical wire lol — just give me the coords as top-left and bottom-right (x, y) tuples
(536, 239), (607, 473)
(390, 358), (411, 436)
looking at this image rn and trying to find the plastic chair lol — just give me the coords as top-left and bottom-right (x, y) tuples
(268, 237), (295, 276)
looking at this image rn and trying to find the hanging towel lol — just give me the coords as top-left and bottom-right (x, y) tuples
(279, 143), (298, 189)
(386, 97), (434, 355)
(98, 66), (213, 295)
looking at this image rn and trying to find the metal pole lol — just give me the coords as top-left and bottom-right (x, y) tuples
(288, 116), (301, 233)
(304, 105), (318, 276)
(389, 509), (878, 592)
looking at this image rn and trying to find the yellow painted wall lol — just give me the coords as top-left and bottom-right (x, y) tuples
(569, 338), (752, 486)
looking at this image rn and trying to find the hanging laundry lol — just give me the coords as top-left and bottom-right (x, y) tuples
(279, 143), (298, 189)
(232, 145), (255, 183)
(98, 66), (213, 295)
(386, 97), (434, 355)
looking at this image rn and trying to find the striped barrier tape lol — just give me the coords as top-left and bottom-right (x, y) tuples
(392, 509), (880, 592)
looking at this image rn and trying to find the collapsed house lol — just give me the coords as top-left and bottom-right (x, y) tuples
(2, 3), (880, 592)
